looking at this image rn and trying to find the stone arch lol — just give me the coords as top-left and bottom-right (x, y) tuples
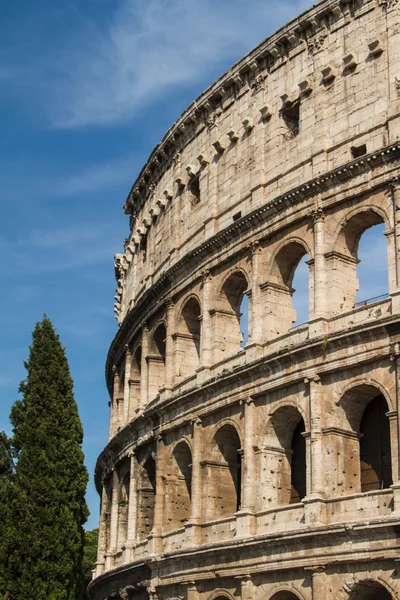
(264, 239), (311, 337)
(214, 269), (250, 360)
(176, 295), (202, 379)
(207, 590), (236, 600)
(164, 439), (193, 531)
(204, 423), (242, 520)
(266, 586), (306, 600)
(346, 577), (396, 600)
(329, 206), (389, 313)
(335, 383), (393, 495)
(148, 321), (167, 400)
(265, 405), (307, 505)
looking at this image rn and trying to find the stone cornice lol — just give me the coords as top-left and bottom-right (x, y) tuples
(123, 0), (378, 217)
(107, 141), (400, 396)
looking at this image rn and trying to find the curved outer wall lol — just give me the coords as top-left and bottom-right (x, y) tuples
(91, 1), (400, 599)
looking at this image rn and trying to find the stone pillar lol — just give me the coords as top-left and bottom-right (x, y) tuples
(149, 435), (165, 554)
(310, 208), (327, 335)
(236, 399), (257, 537)
(189, 417), (203, 523)
(126, 452), (137, 561)
(305, 565), (327, 600)
(200, 270), (213, 369)
(390, 180), (400, 311)
(165, 299), (175, 391)
(186, 418), (203, 545)
(140, 324), (149, 411)
(95, 485), (108, 576)
(123, 345), (132, 425)
(109, 470), (119, 553)
(109, 366), (120, 440)
(183, 582), (199, 600)
(390, 345), (400, 512)
(304, 376), (327, 526)
(249, 241), (263, 346)
(238, 575), (255, 600)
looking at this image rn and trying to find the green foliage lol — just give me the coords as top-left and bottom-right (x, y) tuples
(1, 316), (89, 600)
(83, 529), (98, 598)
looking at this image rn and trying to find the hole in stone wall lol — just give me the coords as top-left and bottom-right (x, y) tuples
(233, 211), (242, 222)
(281, 100), (301, 137)
(351, 144), (367, 159)
(188, 176), (200, 206)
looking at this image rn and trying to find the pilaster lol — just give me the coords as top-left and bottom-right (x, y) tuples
(140, 323), (149, 411)
(123, 345), (132, 425)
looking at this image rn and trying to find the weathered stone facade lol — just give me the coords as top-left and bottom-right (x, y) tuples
(90, 1), (400, 599)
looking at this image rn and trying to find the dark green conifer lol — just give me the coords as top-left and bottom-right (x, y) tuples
(6, 316), (89, 600)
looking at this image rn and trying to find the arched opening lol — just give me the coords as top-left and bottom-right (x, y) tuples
(349, 580), (393, 600)
(291, 255), (309, 326)
(239, 294), (249, 347)
(338, 384), (393, 495)
(360, 394), (392, 492)
(117, 468), (130, 548)
(265, 406), (307, 506)
(356, 222), (388, 305)
(129, 345), (142, 417)
(270, 592), (302, 600)
(165, 441), (192, 531)
(215, 271), (249, 360)
(330, 210), (387, 314)
(204, 424), (242, 520)
(290, 420), (306, 503)
(136, 454), (156, 540)
(266, 242), (309, 338)
(148, 323), (166, 400)
(177, 297), (201, 379)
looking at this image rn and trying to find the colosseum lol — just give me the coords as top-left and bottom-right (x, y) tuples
(89, 0), (400, 599)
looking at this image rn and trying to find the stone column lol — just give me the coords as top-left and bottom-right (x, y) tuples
(126, 452), (138, 561)
(123, 345), (132, 425)
(390, 180), (400, 311)
(189, 417), (203, 523)
(390, 344), (400, 512)
(304, 377), (327, 526)
(305, 565), (327, 600)
(238, 575), (255, 600)
(109, 366), (120, 440)
(140, 324), (149, 411)
(186, 418), (203, 545)
(237, 399), (257, 536)
(109, 470), (120, 554)
(200, 270), (213, 370)
(150, 435), (166, 554)
(249, 241), (263, 346)
(183, 582), (199, 600)
(95, 484), (108, 576)
(310, 208), (327, 335)
(165, 299), (175, 391)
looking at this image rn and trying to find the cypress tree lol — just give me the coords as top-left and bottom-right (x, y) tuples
(6, 316), (89, 600)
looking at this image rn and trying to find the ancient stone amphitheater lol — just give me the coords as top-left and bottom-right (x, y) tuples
(90, 1), (400, 599)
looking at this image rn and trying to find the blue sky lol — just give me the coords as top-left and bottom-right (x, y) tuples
(0, 0), (387, 531)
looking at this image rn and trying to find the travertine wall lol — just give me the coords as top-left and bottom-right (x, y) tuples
(90, 1), (400, 599)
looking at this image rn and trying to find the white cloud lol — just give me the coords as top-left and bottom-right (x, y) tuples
(33, 0), (314, 128)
